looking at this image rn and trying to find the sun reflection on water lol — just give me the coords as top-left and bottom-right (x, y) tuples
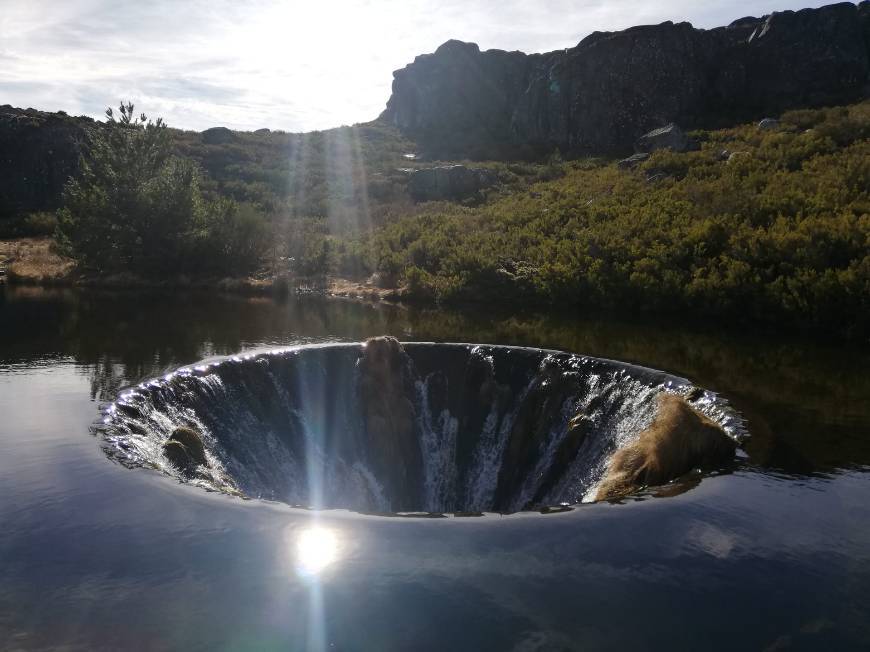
(296, 526), (339, 576)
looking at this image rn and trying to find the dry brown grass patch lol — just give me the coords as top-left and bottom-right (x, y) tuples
(1, 238), (75, 284)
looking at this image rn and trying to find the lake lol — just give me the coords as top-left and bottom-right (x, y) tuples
(1, 285), (868, 651)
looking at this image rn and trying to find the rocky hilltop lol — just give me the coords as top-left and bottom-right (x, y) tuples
(382, 1), (870, 157)
(0, 107), (93, 218)
(2, 2), (869, 223)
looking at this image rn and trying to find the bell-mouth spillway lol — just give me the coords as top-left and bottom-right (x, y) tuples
(98, 339), (748, 515)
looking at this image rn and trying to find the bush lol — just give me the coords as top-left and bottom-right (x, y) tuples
(404, 265), (436, 299)
(0, 212), (58, 238)
(24, 212), (58, 236)
(57, 103), (267, 276)
(200, 200), (269, 275)
(351, 102), (870, 338)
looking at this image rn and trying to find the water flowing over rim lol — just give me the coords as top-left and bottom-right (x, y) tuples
(97, 342), (749, 516)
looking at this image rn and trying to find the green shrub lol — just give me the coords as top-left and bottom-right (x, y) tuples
(200, 200), (269, 275)
(23, 212), (58, 236)
(349, 102), (870, 337)
(57, 103), (267, 275)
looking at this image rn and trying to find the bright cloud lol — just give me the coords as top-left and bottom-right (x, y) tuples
(0, 0), (844, 132)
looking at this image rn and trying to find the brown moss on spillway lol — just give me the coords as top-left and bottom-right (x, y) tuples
(595, 394), (736, 501)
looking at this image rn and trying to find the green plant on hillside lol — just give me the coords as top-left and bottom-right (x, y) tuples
(355, 102), (869, 338)
(57, 102), (267, 275)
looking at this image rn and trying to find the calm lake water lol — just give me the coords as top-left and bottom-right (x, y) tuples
(1, 285), (869, 651)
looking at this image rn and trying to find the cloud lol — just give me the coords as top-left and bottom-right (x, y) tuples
(0, 0), (847, 132)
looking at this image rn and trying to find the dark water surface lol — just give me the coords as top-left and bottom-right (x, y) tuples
(1, 286), (868, 651)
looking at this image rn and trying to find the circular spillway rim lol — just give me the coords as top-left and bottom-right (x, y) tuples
(97, 341), (749, 517)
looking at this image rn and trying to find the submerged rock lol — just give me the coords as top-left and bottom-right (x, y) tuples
(162, 426), (209, 476)
(595, 393), (736, 500)
(170, 427), (207, 464)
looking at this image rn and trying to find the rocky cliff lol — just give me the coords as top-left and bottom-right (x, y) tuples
(0, 106), (93, 218)
(381, 1), (870, 157)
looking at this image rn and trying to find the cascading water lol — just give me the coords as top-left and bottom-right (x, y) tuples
(99, 340), (747, 514)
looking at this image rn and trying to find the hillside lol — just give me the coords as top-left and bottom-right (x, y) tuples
(360, 104), (870, 338)
(0, 2), (868, 339)
(0, 107), (419, 229)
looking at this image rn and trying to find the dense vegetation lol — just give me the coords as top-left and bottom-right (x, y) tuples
(12, 100), (868, 338)
(45, 104), (555, 278)
(348, 103), (868, 338)
(57, 103), (268, 275)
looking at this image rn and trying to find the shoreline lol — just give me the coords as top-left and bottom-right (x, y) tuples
(2, 237), (866, 344)
(0, 237), (408, 301)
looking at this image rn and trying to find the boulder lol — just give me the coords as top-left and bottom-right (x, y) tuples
(594, 393), (736, 500)
(617, 152), (650, 169)
(727, 151), (751, 164)
(408, 165), (497, 202)
(201, 126), (234, 144)
(635, 123), (691, 153)
(162, 426), (209, 476)
(169, 426), (207, 464)
(0, 107), (91, 219)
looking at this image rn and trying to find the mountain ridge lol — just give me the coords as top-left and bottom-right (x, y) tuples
(381, 1), (870, 157)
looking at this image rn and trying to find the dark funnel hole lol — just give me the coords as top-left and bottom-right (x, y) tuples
(100, 339), (745, 514)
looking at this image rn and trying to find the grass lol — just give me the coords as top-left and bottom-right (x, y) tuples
(1, 238), (75, 284)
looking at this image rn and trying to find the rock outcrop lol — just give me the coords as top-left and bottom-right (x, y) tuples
(408, 165), (497, 201)
(0, 107), (92, 218)
(161, 425), (241, 494)
(201, 126), (235, 144)
(617, 153), (650, 169)
(384, 40), (534, 159)
(162, 426), (209, 476)
(635, 124), (694, 153)
(381, 2), (870, 158)
(594, 394), (737, 500)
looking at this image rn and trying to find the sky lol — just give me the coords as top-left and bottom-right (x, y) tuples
(0, 0), (846, 133)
